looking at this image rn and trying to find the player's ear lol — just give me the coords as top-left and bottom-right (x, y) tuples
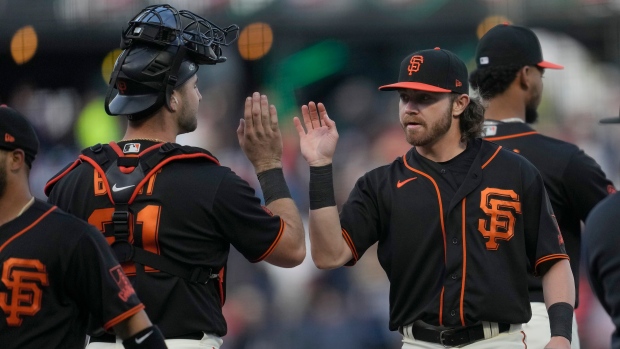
(7, 149), (26, 172)
(168, 93), (180, 112)
(452, 93), (469, 117)
(518, 66), (532, 91)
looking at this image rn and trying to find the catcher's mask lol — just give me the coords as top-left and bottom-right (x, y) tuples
(105, 4), (239, 120)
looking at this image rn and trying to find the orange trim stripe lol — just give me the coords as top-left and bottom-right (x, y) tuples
(481, 145), (502, 169)
(253, 217), (285, 262)
(128, 153), (219, 204)
(0, 206), (57, 253)
(459, 198), (467, 326)
(535, 254), (569, 268)
(79, 155), (115, 204)
(439, 287), (445, 326)
(103, 304), (145, 331)
(218, 267), (225, 306)
(485, 131), (538, 142)
(44, 159), (82, 196)
(341, 228), (359, 262)
(402, 155), (447, 262)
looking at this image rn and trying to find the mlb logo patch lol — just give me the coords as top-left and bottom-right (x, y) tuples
(123, 143), (141, 154)
(482, 125), (497, 137)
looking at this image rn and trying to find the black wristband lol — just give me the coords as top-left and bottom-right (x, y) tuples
(548, 302), (573, 343)
(257, 168), (292, 205)
(309, 164), (336, 209)
(122, 325), (166, 349)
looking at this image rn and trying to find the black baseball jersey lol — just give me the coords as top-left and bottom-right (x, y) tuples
(45, 140), (284, 338)
(0, 200), (144, 349)
(583, 193), (620, 349)
(338, 138), (568, 331)
(483, 120), (614, 305)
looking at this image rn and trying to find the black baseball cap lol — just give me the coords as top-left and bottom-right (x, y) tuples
(599, 107), (620, 124)
(379, 47), (469, 94)
(0, 105), (39, 167)
(475, 24), (563, 70)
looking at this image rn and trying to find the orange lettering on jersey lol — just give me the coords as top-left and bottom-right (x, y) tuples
(477, 188), (522, 250)
(94, 170), (107, 196)
(0, 258), (49, 326)
(146, 169), (161, 196)
(109, 265), (136, 302)
(88, 207), (119, 245)
(408, 55), (424, 75)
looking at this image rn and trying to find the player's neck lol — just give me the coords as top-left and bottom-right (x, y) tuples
(415, 128), (467, 163)
(0, 184), (34, 227)
(123, 112), (177, 144)
(483, 92), (526, 122)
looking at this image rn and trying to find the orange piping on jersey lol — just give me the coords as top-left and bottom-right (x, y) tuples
(103, 303), (145, 331)
(402, 155), (446, 262)
(481, 146), (502, 169)
(521, 330), (527, 348)
(341, 228), (359, 262)
(252, 217), (285, 262)
(218, 267), (225, 306)
(127, 153), (220, 204)
(485, 131), (538, 142)
(44, 160), (82, 196)
(439, 287), (445, 326)
(79, 155), (115, 204)
(0, 206), (57, 253)
(459, 198), (467, 326)
(534, 254), (569, 273)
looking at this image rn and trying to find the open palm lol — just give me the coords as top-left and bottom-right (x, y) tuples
(293, 102), (339, 167)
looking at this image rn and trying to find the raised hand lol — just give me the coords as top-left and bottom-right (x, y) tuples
(237, 92), (283, 173)
(293, 102), (339, 167)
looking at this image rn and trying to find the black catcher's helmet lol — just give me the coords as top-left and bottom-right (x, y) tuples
(105, 4), (239, 120)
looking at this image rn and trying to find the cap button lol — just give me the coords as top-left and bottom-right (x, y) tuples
(434, 47), (440, 50)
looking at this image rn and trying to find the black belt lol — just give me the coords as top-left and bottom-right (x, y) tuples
(89, 332), (203, 343)
(399, 322), (511, 347)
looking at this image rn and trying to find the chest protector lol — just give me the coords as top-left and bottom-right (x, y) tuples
(48, 142), (221, 286)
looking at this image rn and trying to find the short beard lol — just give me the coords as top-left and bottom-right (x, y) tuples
(525, 105), (539, 124)
(407, 105), (453, 147)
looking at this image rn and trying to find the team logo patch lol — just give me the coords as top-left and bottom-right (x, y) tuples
(109, 265), (136, 302)
(482, 125), (497, 137)
(123, 143), (141, 154)
(0, 258), (49, 326)
(477, 188), (522, 250)
(408, 55), (424, 75)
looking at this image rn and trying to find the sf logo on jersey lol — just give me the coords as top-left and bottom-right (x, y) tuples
(408, 55), (424, 75)
(0, 258), (49, 326)
(477, 188), (522, 250)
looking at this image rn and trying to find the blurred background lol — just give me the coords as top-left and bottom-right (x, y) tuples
(1, 0), (619, 348)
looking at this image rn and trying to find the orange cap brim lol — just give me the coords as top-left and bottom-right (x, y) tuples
(378, 82), (451, 92)
(537, 60), (563, 70)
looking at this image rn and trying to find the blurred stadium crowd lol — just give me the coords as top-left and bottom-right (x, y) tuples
(1, 0), (620, 348)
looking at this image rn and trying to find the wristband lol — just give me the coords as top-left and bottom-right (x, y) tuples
(309, 164), (336, 209)
(122, 325), (166, 349)
(257, 168), (292, 205)
(548, 302), (573, 343)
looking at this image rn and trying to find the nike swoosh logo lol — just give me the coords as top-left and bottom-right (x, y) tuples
(112, 184), (136, 192)
(135, 330), (153, 344)
(396, 177), (417, 188)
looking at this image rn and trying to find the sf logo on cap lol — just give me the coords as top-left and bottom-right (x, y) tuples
(408, 55), (424, 75)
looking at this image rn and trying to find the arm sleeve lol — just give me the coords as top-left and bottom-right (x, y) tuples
(66, 224), (144, 335)
(339, 174), (381, 266)
(523, 171), (569, 276)
(563, 149), (615, 221)
(211, 171), (284, 263)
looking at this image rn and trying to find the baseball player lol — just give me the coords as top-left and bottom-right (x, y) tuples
(294, 48), (575, 348)
(0, 105), (166, 349)
(45, 4), (305, 348)
(583, 109), (620, 349)
(469, 24), (616, 348)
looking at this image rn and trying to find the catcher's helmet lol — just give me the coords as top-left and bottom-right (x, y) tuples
(105, 4), (239, 120)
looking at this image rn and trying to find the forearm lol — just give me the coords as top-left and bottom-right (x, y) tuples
(264, 197), (306, 267)
(309, 206), (351, 269)
(113, 310), (153, 339)
(542, 259), (575, 307)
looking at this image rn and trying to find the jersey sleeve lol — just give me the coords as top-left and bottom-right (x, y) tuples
(523, 170), (569, 276)
(66, 224), (144, 336)
(211, 171), (284, 263)
(339, 173), (381, 266)
(563, 149), (615, 221)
